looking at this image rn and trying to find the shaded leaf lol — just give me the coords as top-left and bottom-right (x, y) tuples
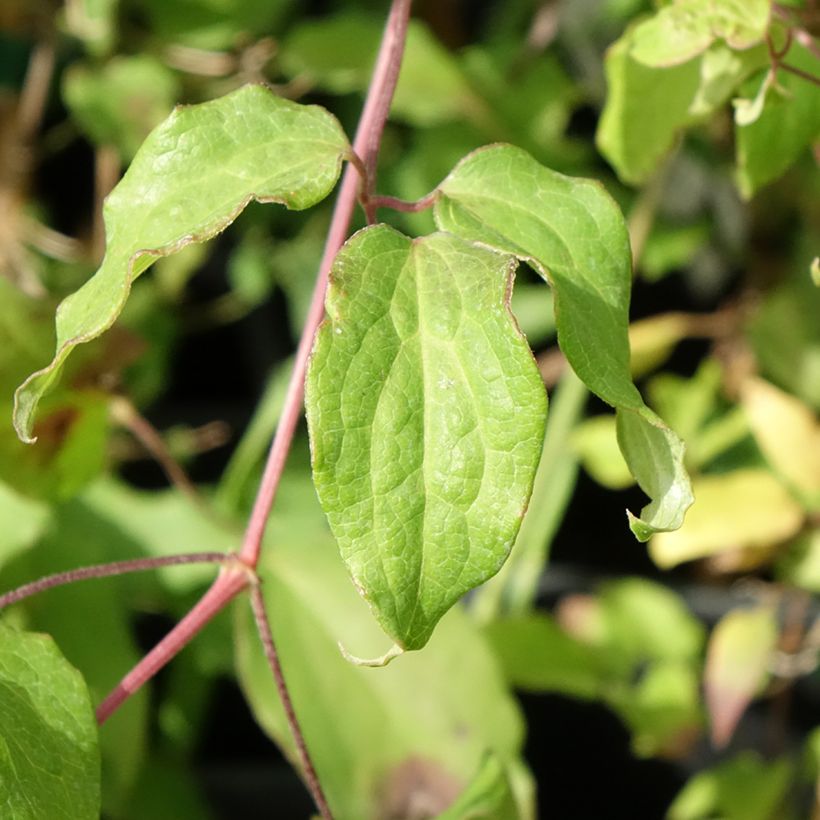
(736, 42), (820, 196)
(650, 469), (804, 568)
(704, 607), (778, 748)
(306, 225), (546, 650)
(436, 753), (518, 820)
(435, 143), (693, 538)
(14, 84), (350, 442)
(63, 56), (179, 160)
(777, 528), (820, 593)
(235, 463), (530, 819)
(0, 624), (100, 819)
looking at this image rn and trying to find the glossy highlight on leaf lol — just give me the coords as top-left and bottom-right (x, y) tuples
(434, 144), (693, 539)
(14, 84), (350, 443)
(305, 225), (546, 650)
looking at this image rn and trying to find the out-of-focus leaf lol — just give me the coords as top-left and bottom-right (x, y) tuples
(305, 226), (546, 651)
(64, 0), (118, 56)
(509, 283), (555, 347)
(693, 43), (768, 117)
(484, 615), (603, 699)
(436, 753), (518, 820)
(0, 623), (100, 819)
(0, 481), (50, 571)
(736, 42), (820, 196)
(668, 752), (792, 820)
(741, 377), (820, 510)
(650, 469), (804, 568)
(572, 414), (633, 489)
(640, 222), (710, 282)
(14, 85), (350, 442)
(777, 529), (820, 593)
(435, 143), (693, 539)
(704, 606), (778, 748)
(281, 15), (482, 127)
(747, 262), (820, 411)
(142, 0), (294, 50)
(614, 660), (701, 757)
(235, 461), (531, 819)
(630, 0), (771, 67)
(63, 56), (179, 161)
(126, 753), (212, 820)
(629, 313), (693, 377)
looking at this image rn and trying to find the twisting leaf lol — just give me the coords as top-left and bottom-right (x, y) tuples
(0, 624), (100, 819)
(14, 84), (350, 442)
(434, 144), (693, 539)
(306, 225), (546, 651)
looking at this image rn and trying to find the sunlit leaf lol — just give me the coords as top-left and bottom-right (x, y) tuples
(704, 606), (777, 748)
(741, 377), (820, 510)
(306, 225), (546, 650)
(0, 624), (100, 819)
(435, 143), (693, 539)
(14, 85), (350, 442)
(650, 469), (804, 568)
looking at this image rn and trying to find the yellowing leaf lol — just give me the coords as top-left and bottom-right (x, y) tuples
(650, 469), (804, 568)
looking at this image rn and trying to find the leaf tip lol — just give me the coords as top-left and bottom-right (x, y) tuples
(626, 509), (654, 542)
(338, 640), (404, 668)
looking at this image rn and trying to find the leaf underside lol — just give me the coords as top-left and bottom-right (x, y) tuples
(306, 225), (547, 650)
(434, 144), (693, 539)
(14, 83), (349, 442)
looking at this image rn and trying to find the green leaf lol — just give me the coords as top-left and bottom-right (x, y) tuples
(0, 481), (50, 572)
(572, 414), (633, 489)
(704, 607), (778, 748)
(736, 42), (820, 196)
(630, 0), (771, 68)
(305, 225), (546, 650)
(650, 469), (805, 568)
(63, 56), (179, 161)
(64, 0), (118, 55)
(235, 464), (531, 819)
(14, 84), (349, 443)
(435, 753), (518, 820)
(0, 624), (100, 819)
(434, 144), (693, 538)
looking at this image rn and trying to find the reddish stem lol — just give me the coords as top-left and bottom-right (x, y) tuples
(369, 190), (439, 214)
(96, 566), (250, 724)
(0, 552), (228, 611)
(238, 0), (413, 567)
(249, 582), (332, 819)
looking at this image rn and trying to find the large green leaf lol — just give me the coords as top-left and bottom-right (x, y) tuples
(306, 225), (546, 650)
(434, 144), (693, 539)
(235, 462), (531, 819)
(14, 84), (350, 442)
(0, 624), (100, 819)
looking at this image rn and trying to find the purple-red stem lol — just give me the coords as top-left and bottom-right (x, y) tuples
(0, 552), (228, 610)
(93, 2), (414, 815)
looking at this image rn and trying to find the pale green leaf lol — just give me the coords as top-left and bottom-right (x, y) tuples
(435, 754), (518, 820)
(741, 377), (820, 510)
(650, 469), (805, 568)
(63, 56), (179, 160)
(704, 607), (778, 747)
(630, 0), (771, 68)
(0, 624), (100, 819)
(777, 528), (820, 593)
(235, 465), (530, 819)
(669, 753), (792, 820)
(305, 225), (546, 650)
(14, 84), (349, 442)
(0, 482), (50, 572)
(435, 144), (693, 538)
(64, 0), (118, 55)
(572, 414), (633, 489)
(736, 42), (820, 195)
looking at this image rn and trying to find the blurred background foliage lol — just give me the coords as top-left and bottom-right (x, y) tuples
(0, 0), (818, 817)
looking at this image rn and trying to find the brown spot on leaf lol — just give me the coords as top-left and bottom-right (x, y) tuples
(379, 757), (462, 820)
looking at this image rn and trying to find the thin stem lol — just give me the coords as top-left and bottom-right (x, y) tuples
(249, 582), (332, 820)
(369, 190), (439, 214)
(779, 61), (820, 86)
(239, 0), (413, 567)
(96, 566), (249, 724)
(0, 552), (228, 611)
